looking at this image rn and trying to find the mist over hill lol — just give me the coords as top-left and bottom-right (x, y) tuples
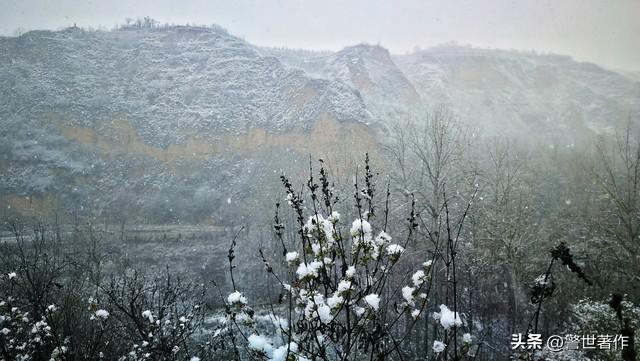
(1, 24), (638, 223)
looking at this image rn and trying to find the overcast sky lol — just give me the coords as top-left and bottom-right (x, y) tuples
(1, 0), (639, 70)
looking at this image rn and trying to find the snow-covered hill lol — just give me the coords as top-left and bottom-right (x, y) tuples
(268, 43), (639, 137)
(0, 25), (371, 145)
(393, 45), (640, 136)
(1, 26), (638, 221)
(265, 44), (420, 120)
(0, 26), (377, 222)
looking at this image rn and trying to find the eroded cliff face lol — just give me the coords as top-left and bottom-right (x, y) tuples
(4, 110), (380, 220)
(3, 193), (58, 217)
(58, 114), (376, 164)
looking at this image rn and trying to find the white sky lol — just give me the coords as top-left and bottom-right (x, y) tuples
(1, 0), (639, 70)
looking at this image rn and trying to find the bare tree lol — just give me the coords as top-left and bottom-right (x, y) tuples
(591, 119), (640, 291)
(385, 106), (471, 230)
(474, 137), (540, 332)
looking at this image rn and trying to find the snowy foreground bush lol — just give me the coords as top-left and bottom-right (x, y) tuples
(0, 264), (206, 361)
(210, 157), (476, 361)
(1, 156), (477, 360)
(509, 296), (640, 361)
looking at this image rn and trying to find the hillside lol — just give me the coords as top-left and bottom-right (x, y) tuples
(265, 44), (421, 119)
(1, 25), (639, 222)
(0, 26), (377, 223)
(394, 45), (640, 136)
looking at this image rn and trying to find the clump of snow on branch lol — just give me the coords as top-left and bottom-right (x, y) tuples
(227, 291), (247, 305)
(364, 294), (381, 310)
(433, 340), (446, 353)
(296, 261), (323, 280)
(433, 304), (463, 330)
(94, 309), (109, 320)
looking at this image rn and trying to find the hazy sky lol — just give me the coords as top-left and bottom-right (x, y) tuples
(1, 0), (639, 70)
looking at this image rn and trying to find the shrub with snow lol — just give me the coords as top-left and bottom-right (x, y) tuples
(213, 158), (455, 361)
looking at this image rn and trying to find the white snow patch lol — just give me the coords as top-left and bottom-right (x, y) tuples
(386, 244), (405, 256)
(271, 342), (299, 361)
(317, 304), (332, 324)
(227, 291), (248, 305)
(95, 309), (109, 319)
(350, 219), (372, 240)
(433, 340), (446, 353)
(285, 251), (299, 263)
(411, 309), (421, 319)
(364, 294), (380, 310)
(345, 266), (356, 278)
(328, 211), (340, 223)
(141, 310), (154, 323)
(402, 286), (415, 305)
(374, 231), (392, 245)
(412, 270), (426, 287)
(434, 304), (462, 330)
(327, 293), (344, 309)
(248, 334), (273, 354)
(463, 333), (472, 343)
(337, 280), (351, 293)
(296, 261), (323, 279)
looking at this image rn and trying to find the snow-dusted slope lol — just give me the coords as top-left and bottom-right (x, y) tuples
(0, 26), (370, 146)
(393, 45), (640, 136)
(0, 26), (374, 222)
(266, 44), (420, 120)
(1, 27), (638, 221)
